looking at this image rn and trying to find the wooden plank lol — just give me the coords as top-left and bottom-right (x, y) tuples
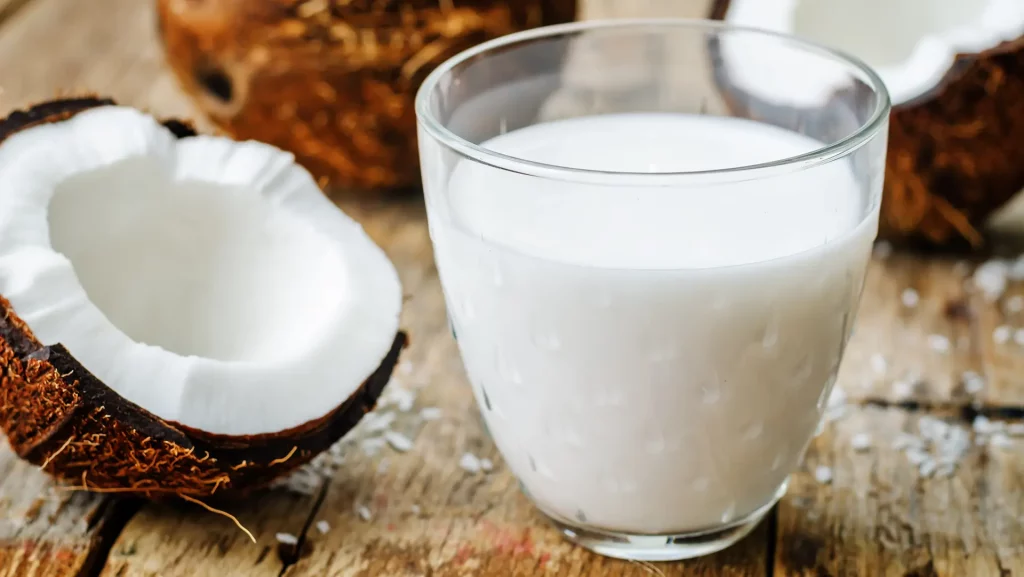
(0, 0), (202, 122)
(776, 405), (1024, 576)
(838, 251), (981, 406)
(975, 259), (1024, 408)
(102, 493), (313, 577)
(0, 439), (125, 577)
(841, 248), (1024, 409)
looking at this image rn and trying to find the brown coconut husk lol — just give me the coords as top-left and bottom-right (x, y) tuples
(156, 0), (578, 192)
(0, 97), (407, 498)
(710, 0), (1024, 251)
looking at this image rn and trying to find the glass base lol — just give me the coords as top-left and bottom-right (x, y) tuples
(539, 481), (786, 562)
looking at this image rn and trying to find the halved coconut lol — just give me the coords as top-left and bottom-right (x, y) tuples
(0, 97), (405, 496)
(712, 0), (1024, 249)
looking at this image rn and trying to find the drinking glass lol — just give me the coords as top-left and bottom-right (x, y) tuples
(415, 19), (890, 561)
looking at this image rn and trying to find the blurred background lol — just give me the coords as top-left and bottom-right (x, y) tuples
(3, 0), (1018, 252)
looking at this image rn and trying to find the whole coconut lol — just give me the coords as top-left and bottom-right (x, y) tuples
(157, 0), (578, 191)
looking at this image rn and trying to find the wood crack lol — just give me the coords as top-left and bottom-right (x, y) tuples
(74, 497), (142, 577)
(277, 481), (329, 577)
(764, 507), (777, 577)
(861, 397), (1024, 421)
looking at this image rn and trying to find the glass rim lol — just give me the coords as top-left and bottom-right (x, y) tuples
(414, 18), (892, 185)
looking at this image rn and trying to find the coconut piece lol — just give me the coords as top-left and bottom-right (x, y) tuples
(156, 0), (577, 191)
(0, 97), (406, 497)
(711, 0), (1024, 250)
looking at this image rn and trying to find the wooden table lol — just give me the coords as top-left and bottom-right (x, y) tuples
(1, 1), (1023, 575)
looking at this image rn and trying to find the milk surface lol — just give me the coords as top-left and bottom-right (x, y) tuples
(428, 113), (878, 534)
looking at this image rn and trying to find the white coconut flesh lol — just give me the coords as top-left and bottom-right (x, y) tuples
(0, 106), (402, 436)
(721, 0), (1024, 107)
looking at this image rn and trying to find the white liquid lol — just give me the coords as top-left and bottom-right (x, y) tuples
(428, 113), (879, 534)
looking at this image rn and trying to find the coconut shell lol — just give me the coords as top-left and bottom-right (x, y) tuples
(156, 0), (578, 192)
(711, 0), (1024, 250)
(0, 97), (407, 497)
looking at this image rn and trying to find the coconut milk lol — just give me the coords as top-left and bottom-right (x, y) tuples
(428, 113), (878, 534)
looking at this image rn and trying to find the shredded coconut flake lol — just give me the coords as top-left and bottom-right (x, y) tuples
(893, 416), (972, 478)
(850, 433), (872, 452)
(892, 432), (922, 451)
(328, 441), (346, 458)
(1008, 423), (1024, 436)
(906, 447), (930, 465)
(459, 452), (482, 473)
(410, 504), (422, 515)
(361, 436), (387, 457)
(480, 458), (494, 472)
(962, 370), (986, 395)
(927, 334), (951, 354)
(276, 532), (299, 546)
(814, 466), (833, 484)
(357, 505), (372, 521)
(870, 354), (888, 374)
(399, 360), (414, 375)
(379, 383), (418, 412)
(974, 260), (1009, 301)
(363, 411), (397, 433)
(1006, 295), (1024, 314)
(919, 415), (950, 439)
(892, 378), (915, 399)
(1014, 329), (1024, 347)
(316, 520), (330, 534)
(901, 288), (920, 308)
(419, 407), (443, 421)
(974, 415), (997, 434)
(273, 469), (320, 496)
(393, 387), (418, 412)
(994, 325), (1013, 344)
(385, 431), (414, 452)
(821, 387), (850, 425)
(991, 433), (1014, 448)
(827, 387), (847, 409)
(1009, 256), (1024, 281)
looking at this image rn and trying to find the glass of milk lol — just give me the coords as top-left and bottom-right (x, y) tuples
(415, 19), (890, 561)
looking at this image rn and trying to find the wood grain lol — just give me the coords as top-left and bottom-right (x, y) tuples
(975, 265), (1024, 409)
(102, 493), (312, 577)
(776, 405), (1024, 577)
(0, 0), (1022, 576)
(0, 0), (203, 124)
(839, 253), (980, 405)
(0, 440), (126, 577)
